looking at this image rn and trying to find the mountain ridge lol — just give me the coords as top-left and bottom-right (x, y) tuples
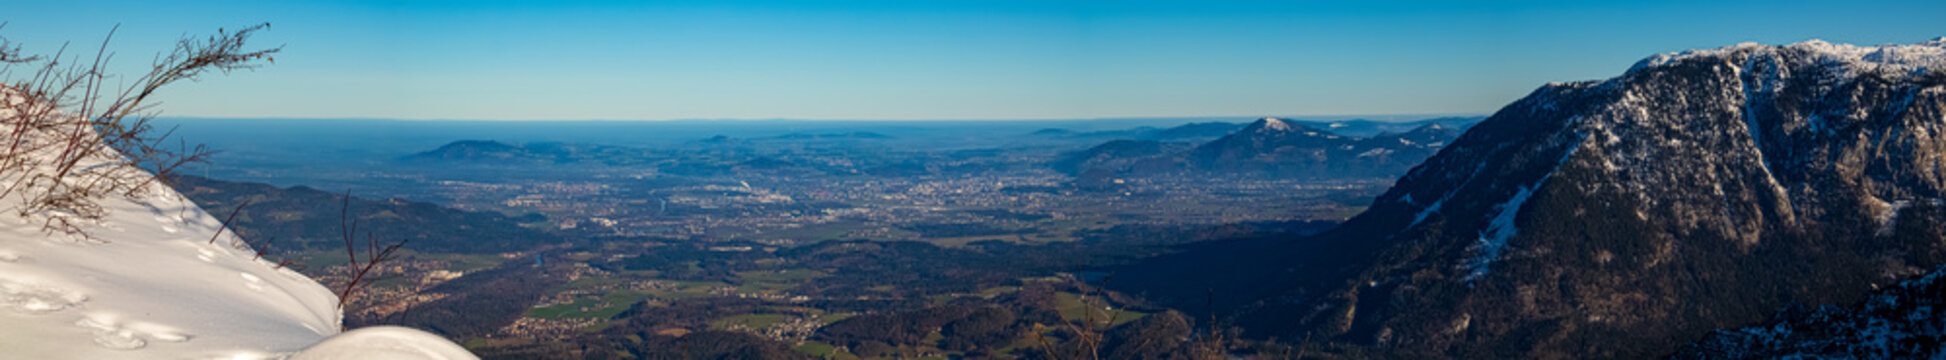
(1116, 38), (1946, 358)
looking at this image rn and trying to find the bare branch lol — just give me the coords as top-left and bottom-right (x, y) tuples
(331, 190), (409, 323)
(0, 23), (277, 239)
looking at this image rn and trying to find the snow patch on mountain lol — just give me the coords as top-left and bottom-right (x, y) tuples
(1464, 137), (1582, 280)
(1256, 117), (1292, 131)
(1465, 176), (1542, 280)
(1635, 38), (1946, 78)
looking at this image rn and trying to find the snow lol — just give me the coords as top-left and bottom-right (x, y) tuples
(1634, 38), (1946, 79)
(1875, 199), (1912, 236)
(1405, 156), (1494, 229)
(1410, 197), (1446, 227)
(289, 326), (478, 360)
(1463, 137), (1584, 281)
(0, 90), (475, 359)
(1256, 117), (1292, 131)
(1464, 173), (1548, 281)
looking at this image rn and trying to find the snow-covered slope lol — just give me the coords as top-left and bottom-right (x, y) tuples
(0, 91), (475, 359)
(289, 326), (477, 360)
(1, 179), (342, 359)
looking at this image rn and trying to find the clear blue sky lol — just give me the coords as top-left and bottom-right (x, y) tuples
(4, 0), (1942, 121)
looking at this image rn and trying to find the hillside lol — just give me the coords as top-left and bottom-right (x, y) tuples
(1678, 262), (1946, 358)
(1116, 38), (1946, 358)
(171, 175), (557, 254)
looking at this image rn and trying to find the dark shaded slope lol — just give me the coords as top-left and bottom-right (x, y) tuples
(172, 175), (558, 254)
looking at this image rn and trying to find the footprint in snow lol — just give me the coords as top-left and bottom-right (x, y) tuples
(0, 279), (88, 314)
(125, 322), (192, 343)
(75, 317), (146, 350)
(240, 272), (265, 292)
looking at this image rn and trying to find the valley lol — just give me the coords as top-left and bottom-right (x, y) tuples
(166, 116), (1453, 359)
(156, 38), (1946, 359)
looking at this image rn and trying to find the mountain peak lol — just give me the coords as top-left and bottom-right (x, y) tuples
(1250, 117), (1293, 132)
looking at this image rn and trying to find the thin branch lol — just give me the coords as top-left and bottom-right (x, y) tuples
(208, 198), (252, 244)
(0, 23), (275, 239)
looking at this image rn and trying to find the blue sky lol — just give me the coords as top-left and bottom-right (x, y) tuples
(3, 0), (1943, 120)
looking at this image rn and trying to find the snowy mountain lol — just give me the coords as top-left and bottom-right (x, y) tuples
(0, 91), (475, 359)
(1116, 38), (1946, 357)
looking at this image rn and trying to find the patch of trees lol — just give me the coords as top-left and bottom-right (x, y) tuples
(587, 331), (809, 360)
(816, 305), (980, 358)
(574, 298), (809, 360)
(513, 330), (809, 360)
(605, 297), (772, 332)
(372, 262), (550, 338)
(605, 241), (779, 281)
(940, 307), (1022, 353)
(784, 241), (1014, 297)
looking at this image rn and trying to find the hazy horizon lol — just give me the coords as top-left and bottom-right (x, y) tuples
(7, 1), (1944, 121)
(158, 112), (1484, 123)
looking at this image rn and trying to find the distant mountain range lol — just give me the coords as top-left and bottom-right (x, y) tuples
(1056, 117), (1472, 179)
(401, 140), (658, 165)
(1116, 38), (1946, 357)
(1032, 116), (1482, 141)
(404, 131), (898, 166)
(1034, 122), (1249, 141)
